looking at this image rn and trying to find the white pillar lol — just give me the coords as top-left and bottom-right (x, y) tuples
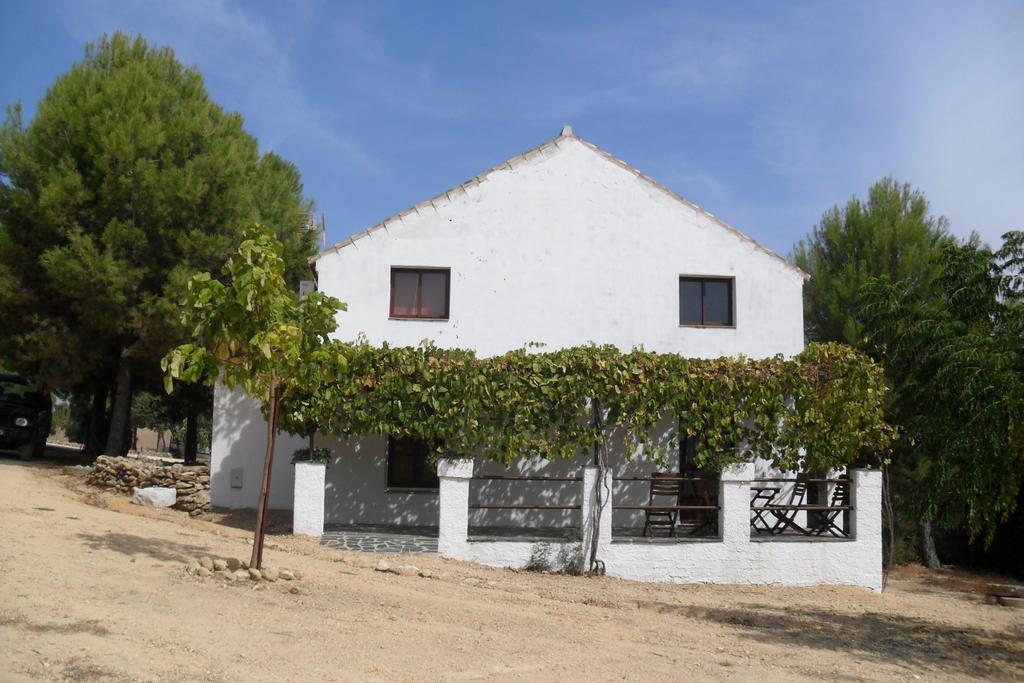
(851, 468), (884, 591)
(292, 461), (326, 537)
(581, 466), (613, 561)
(719, 462), (754, 545)
(437, 458), (474, 558)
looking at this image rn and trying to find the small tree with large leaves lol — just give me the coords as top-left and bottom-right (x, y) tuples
(860, 231), (1024, 555)
(162, 225), (346, 569)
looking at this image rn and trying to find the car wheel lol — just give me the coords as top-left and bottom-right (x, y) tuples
(19, 441), (34, 461)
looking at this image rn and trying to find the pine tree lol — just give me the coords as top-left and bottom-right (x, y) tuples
(860, 232), (1024, 548)
(792, 178), (953, 345)
(0, 32), (318, 456)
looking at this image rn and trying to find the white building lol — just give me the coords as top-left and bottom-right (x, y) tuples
(212, 127), (883, 589)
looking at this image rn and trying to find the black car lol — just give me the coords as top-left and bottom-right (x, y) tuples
(0, 374), (52, 460)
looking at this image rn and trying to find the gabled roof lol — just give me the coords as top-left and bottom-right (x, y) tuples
(313, 126), (808, 280)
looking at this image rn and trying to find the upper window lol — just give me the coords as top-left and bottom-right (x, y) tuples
(679, 276), (734, 327)
(386, 436), (440, 490)
(390, 267), (450, 319)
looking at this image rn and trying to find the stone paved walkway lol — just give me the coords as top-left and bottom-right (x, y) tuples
(320, 525), (580, 554)
(321, 524), (729, 554)
(321, 525), (439, 554)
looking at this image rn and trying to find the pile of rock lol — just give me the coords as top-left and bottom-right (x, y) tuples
(87, 455), (212, 516)
(185, 556), (301, 585)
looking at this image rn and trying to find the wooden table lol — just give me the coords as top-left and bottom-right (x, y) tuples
(750, 486), (780, 534)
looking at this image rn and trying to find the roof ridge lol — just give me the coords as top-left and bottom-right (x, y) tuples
(312, 127), (808, 280)
(311, 128), (573, 262)
(568, 136), (807, 279)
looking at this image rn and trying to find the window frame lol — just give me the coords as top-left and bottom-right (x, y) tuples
(389, 266), (451, 320)
(678, 275), (736, 328)
(385, 435), (440, 492)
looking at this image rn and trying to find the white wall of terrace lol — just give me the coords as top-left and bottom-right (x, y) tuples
(425, 462), (883, 591)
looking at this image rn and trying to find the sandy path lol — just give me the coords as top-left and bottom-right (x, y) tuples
(0, 459), (1021, 682)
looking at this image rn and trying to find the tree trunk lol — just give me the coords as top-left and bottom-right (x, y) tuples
(587, 400), (608, 575)
(250, 382), (281, 570)
(881, 464), (895, 585)
(184, 403), (199, 465)
(105, 352), (132, 457)
(83, 384), (109, 456)
(920, 518), (941, 569)
(122, 404), (133, 454)
(805, 468), (828, 532)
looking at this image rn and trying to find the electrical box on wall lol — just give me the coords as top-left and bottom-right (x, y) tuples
(230, 468), (244, 489)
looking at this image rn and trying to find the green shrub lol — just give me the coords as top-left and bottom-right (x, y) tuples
(525, 543), (553, 572)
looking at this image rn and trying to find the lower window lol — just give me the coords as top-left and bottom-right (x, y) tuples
(386, 436), (440, 490)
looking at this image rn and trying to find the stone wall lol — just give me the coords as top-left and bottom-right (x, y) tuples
(86, 455), (211, 516)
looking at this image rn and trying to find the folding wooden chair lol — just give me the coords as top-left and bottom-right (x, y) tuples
(769, 480), (808, 535)
(812, 479), (850, 537)
(679, 476), (718, 536)
(643, 472), (683, 537)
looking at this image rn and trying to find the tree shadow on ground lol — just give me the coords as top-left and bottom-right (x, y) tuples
(0, 443), (94, 466)
(77, 531), (210, 563)
(0, 612), (111, 636)
(639, 601), (1023, 678)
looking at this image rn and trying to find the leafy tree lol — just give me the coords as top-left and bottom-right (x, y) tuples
(163, 226), (346, 569)
(861, 232), (1024, 557)
(792, 178), (953, 345)
(131, 389), (198, 454)
(0, 32), (317, 458)
(276, 345), (354, 462)
(132, 391), (176, 436)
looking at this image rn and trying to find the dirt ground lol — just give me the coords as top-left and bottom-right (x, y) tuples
(1, 456), (1021, 682)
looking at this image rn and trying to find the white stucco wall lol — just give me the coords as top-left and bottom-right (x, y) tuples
(210, 381), (305, 510)
(316, 133), (804, 358)
(293, 461), (326, 536)
(210, 129), (806, 519)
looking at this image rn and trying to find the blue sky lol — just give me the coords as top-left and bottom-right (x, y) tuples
(2, 1), (1022, 255)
